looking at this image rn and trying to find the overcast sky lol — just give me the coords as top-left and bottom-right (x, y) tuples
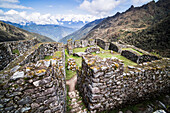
(0, 0), (158, 25)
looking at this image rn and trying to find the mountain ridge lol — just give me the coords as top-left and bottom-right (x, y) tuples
(0, 21), (54, 42)
(59, 18), (104, 44)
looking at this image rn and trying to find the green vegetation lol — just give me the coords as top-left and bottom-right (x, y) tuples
(123, 16), (170, 57)
(12, 49), (20, 55)
(122, 48), (143, 55)
(44, 55), (53, 60)
(66, 85), (72, 112)
(66, 69), (76, 80)
(54, 51), (62, 58)
(92, 51), (137, 66)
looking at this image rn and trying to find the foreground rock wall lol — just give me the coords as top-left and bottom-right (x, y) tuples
(0, 39), (39, 70)
(0, 58), (66, 113)
(77, 55), (170, 112)
(0, 44), (66, 113)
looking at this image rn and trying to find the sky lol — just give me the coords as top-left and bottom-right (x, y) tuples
(0, 0), (158, 25)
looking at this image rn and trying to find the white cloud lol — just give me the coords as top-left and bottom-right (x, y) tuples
(132, 0), (152, 6)
(0, 3), (32, 9)
(0, 0), (32, 9)
(79, 0), (120, 16)
(0, 9), (100, 25)
(0, 0), (19, 3)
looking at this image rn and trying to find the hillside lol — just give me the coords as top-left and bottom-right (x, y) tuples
(83, 0), (169, 41)
(123, 15), (170, 57)
(0, 21), (54, 42)
(59, 18), (103, 44)
(3, 21), (76, 41)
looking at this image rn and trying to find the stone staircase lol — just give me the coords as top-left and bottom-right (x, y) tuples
(68, 90), (87, 113)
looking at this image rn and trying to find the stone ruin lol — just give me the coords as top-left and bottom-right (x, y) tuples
(121, 49), (159, 64)
(0, 42), (66, 113)
(85, 46), (100, 53)
(67, 39), (96, 55)
(67, 39), (73, 55)
(67, 58), (77, 71)
(0, 37), (169, 113)
(0, 39), (39, 70)
(95, 38), (160, 64)
(77, 55), (170, 112)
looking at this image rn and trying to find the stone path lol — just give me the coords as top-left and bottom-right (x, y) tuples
(66, 75), (87, 113)
(66, 74), (77, 92)
(68, 90), (87, 113)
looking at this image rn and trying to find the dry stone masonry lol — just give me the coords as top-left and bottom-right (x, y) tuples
(85, 46), (100, 53)
(0, 39), (39, 70)
(67, 58), (77, 71)
(67, 39), (96, 55)
(0, 42), (66, 113)
(77, 54), (170, 112)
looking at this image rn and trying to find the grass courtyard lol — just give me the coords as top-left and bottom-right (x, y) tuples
(65, 46), (137, 80)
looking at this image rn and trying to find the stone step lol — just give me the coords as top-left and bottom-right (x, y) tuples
(70, 106), (82, 113)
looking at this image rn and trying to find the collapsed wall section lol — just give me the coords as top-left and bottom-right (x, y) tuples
(77, 55), (170, 112)
(0, 45), (66, 113)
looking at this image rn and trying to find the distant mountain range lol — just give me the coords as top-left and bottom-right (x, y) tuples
(0, 21), (54, 42)
(2, 21), (77, 41)
(59, 18), (104, 44)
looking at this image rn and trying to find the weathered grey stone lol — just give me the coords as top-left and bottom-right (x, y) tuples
(31, 103), (40, 109)
(18, 96), (32, 105)
(11, 71), (24, 80)
(21, 107), (31, 113)
(33, 80), (41, 87)
(44, 109), (51, 113)
(10, 65), (20, 73)
(93, 72), (104, 78)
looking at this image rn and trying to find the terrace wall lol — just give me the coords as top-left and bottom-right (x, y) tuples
(77, 55), (170, 112)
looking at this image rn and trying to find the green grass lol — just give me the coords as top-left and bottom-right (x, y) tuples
(113, 55), (137, 66)
(66, 69), (76, 80)
(12, 49), (20, 55)
(44, 56), (53, 60)
(122, 48), (143, 55)
(92, 52), (137, 67)
(73, 46), (89, 53)
(54, 51), (62, 58)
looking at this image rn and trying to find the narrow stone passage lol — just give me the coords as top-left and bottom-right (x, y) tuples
(66, 75), (87, 113)
(68, 90), (87, 113)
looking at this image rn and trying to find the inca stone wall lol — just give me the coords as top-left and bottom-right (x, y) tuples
(0, 44), (66, 113)
(67, 39), (96, 55)
(77, 55), (170, 112)
(0, 39), (39, 70)
(20, 43), (64, 66)
(67, 39), (73, 55)
(96, 39), (110, 50)
(121, 50), (159, 64)
(85, 46), (100, 53)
